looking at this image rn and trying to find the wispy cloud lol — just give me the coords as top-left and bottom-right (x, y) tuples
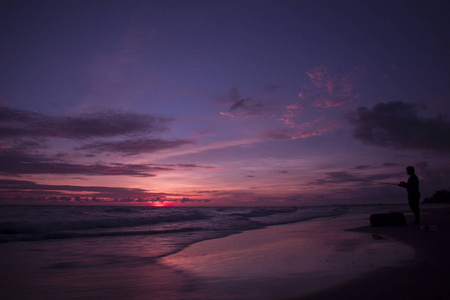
(266, 120), (337, 140)
(0, 150), (165, 177)
(0, 179), (170, 201)
(348, 101), (450, 152)
(0, 146), (214, 178)
(383, 162), (399, 167)
(0, 106), (213, 180)
(219, 87), (270, 118)
(309, 171), (399, 186)
(150, 138), (260, 160)
(279, 104), (304, 127)
(0, 106), (170, 140)
(353, 165), (371, 170)
(217, 84), (339, 141)
(298, 66), (361, 108)
(0, 179), (216, 204)
(263, 84), (281, 92)
(77, 138), (194, 155)
(273, 66), (360, 140)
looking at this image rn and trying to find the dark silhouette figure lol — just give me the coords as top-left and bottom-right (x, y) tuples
(399, 166), (420, 223)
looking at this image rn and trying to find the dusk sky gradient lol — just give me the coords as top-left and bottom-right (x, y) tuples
(1, 0), (449, 206)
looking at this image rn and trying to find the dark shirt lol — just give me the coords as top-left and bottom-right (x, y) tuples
(407, 174), (419, 194)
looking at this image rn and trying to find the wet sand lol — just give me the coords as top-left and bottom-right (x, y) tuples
(296, 205), (450, 300)
(161, 211), (416, 299)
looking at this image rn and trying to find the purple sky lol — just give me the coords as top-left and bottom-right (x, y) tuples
(1, 0), (449, 206)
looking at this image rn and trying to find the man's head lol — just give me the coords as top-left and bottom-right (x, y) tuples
(406, 166), (415, 175)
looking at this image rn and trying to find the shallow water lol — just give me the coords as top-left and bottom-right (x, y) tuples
(0, 204), (412, 299)
(162, 214), (414, 299)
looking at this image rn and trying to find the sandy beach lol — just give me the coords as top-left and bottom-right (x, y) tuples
(297, 205), (450, 300)
(161, 205), (450, 300)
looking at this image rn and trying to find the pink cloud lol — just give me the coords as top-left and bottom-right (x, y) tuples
(274, 66), (360, 139)
(291, 124), (337, 139)
(299, 66), (361, 108)
(275, 104), (337, 140)
(279, 104), (303, 127)
(219, 111), (236, 118)
(265, 122), (337, 140)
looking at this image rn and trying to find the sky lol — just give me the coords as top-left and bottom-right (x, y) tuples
(1, 0), (449, 206)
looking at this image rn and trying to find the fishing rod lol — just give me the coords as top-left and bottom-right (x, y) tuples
(354, 179), (399, 186)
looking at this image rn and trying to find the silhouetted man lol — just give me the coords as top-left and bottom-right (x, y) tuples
(399, 166), (420, 224)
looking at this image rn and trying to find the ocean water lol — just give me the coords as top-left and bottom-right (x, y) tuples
(0, 204), (409, 299)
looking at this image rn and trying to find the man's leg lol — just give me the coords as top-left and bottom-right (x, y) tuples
(408, 193), (420, 223)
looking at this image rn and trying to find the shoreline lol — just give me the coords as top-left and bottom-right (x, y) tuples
(160, 210), (416, 299)
(2, 205), (448, 299)
(296, 205), (450, 300)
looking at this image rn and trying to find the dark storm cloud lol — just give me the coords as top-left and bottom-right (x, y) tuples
(0, 150), (161, 177)
(348, 101), (450, 152)
(0, 106), (170, 140)
(77, 138), (194, 155)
